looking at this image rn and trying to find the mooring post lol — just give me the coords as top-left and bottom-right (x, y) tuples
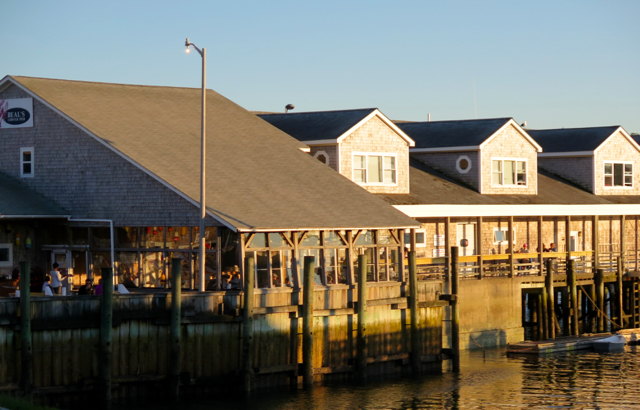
(595, 268), (605, 333)
(408, 250), (420, 374)
(19, 261), (32, 398)
(242, 255), (255, 392)
(169, 258), (181, 402)
(589, 282), (597, 333)
(545, 259), (555, 339)
(561, 287), (570, 337)
(568, 260), (579, 335)
(100, 267), (114, 406)
(540, 287), (548, 340)
(302, 256), (315, 387)
(450, 246), (460, 372)
(357, 254), (368, 380)
(617, 256), (625, 329)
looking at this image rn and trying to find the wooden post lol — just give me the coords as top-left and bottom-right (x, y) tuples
(595, 268), (605, 333)
(242, 255), (255, 392)
(477, 216), (483, 279)
(561, 287), (569, 337)
(19, 261), (32, 397)
(538, 216), (544, 276)
(541, 287), (548, 340)
(450, 246), (460, 372)
(545, 259), (555, 339)
(593, 215), (600, 271)
(408, 251), (420, 374)
(357, 254), (368, 380)
(508, 217), (514, 278)
(567, 260), (579, 335)
(617, 256), (625, 329)
(169, 258), (181, 402)
(100, 267), (114, 406)
(302, 256), (315, 387)
(589, 283), (597, 333)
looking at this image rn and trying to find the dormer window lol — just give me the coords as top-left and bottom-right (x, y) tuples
(492, 158), (526, 187)
(604, 162), (632, 187)
(353, 153), (396, 185)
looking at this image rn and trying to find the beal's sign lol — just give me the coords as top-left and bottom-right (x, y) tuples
(0, 98), (34, 129)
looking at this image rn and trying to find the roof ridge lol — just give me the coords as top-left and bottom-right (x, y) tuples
(394, 117), (512, 125)
(528, 125), (620, 132)
(258, 108), (377, 116)
(9, 75), (204, 92)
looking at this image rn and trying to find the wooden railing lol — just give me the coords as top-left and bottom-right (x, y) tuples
(414, 249), (631, 280)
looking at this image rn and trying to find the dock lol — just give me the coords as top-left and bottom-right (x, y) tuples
(507, 329), (640, 355)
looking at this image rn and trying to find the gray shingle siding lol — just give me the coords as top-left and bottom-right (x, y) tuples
(0, 84), (211, 227)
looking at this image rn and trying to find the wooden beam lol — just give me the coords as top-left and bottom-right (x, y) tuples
(242, 255), (255, 392)
(302, 256), (315, 387)
(408, 251), (420, 375)
(593, 215), (600, 271)
(508, 216), (514, 278)
(169, 258), (181, 402)
(538, 216), (544, 276)
(357, 254), (368, 380)
(477, 216), (483, 279)
(450, 246), (460, 371)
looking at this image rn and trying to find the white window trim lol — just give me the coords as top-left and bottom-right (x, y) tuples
(20, 147), (34, 178)
(314, 150), (330, 165)
(404, 228), (427, 248)
(493, 227), (516, 245)
(603, 160), (633, 189)
(352, 152), (398, 186)
(456, 155), (472, 174)
(491, 157), (528, 188)
(0, 244), (13, 267)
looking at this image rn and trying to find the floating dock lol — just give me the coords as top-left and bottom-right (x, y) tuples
(507, 329), (640, 355)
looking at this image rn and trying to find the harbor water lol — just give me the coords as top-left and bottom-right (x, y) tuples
(112, 344), (640, 409)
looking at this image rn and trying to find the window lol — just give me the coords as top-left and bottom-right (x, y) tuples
(456, 155), (472, 174)
(314, 150), (329, 165)
(492, 159), (526, 186)
(20, 147), (34, 177)
(353, 153), (396, 184)
(493, 228), (516, 245)
(0, 244), (13, 267)
(604, 162), (632, 188)
(403, 229), (427, 248)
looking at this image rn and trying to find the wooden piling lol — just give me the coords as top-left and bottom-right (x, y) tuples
(561, 287), (569, 337)
(242, 256), (255, 392)
(100, 267), (114, 406)
(540, 287), (548, 340)
(567, 260), (579, 335)
(595, 269), (605, 333)
(19, 261), (32, 397)
(356, 254), (368, 380)
(589, 283), (597, 333)
(545, 259), (555, 339)
(408, 251), (420, 374)
(169, 258), (181, 402)
(617, 256), (625, 329)
(450, 246), (460, 372)
(302, 256), (315, 387)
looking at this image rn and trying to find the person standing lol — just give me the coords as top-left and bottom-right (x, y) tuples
(50, 262), (65, 294)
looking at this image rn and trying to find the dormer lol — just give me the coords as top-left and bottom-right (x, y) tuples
(396, 118), (542, 194)
(258, 108), (414, 194)
(530, 126), (640, 195)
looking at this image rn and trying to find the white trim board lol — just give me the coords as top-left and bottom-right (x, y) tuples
(394, 204), (640, 218)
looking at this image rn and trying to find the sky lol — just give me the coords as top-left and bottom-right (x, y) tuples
(3, 0), (639, 133)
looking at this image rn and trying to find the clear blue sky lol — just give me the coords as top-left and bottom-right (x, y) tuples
(3, 0), (639, 132)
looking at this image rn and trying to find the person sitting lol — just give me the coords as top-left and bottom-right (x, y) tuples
(42, 275), (52, 293)
(228, 272), (242, 290)
(548, 243), (556, 252)
(78, 279), (94, 295)
(95, 279), (103, 295)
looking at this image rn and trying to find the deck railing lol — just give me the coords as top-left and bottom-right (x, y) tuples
(415, 249), (633, 280)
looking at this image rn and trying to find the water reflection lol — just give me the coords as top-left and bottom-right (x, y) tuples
(113, 345), (640, 409)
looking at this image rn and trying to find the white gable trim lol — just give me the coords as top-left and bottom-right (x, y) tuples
(336, 109), (415, 147)
(394, 204), (640, 218)
(479, 119), (543, 153)
(538, 151), (593, 157)
(302, 139), (338, 145)
(0, 76), (237, 232)
(593, 127), (640, 155)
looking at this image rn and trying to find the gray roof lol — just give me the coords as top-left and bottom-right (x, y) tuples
(395, 118), (511, 149)
(9, 76), (418, 231)
(378, 159), (639, 206)
(0, 172), (69, 218)
(527, 126), (620, 153)
(258, 109), (377, 142)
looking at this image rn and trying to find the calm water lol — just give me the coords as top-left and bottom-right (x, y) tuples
(115, 346), (640, 410)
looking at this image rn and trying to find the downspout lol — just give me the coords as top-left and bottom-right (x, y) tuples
(68, 218), (116, 284)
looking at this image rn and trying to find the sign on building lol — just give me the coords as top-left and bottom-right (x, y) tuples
(0, 98), (34, 129)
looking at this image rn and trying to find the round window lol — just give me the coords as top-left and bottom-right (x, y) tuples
(456, 155), (472, 174)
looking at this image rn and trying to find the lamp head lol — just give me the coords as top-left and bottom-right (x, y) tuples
(185, 38), (190, 53)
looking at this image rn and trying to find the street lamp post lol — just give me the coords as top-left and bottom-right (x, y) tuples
(185, 38), (207, 292)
